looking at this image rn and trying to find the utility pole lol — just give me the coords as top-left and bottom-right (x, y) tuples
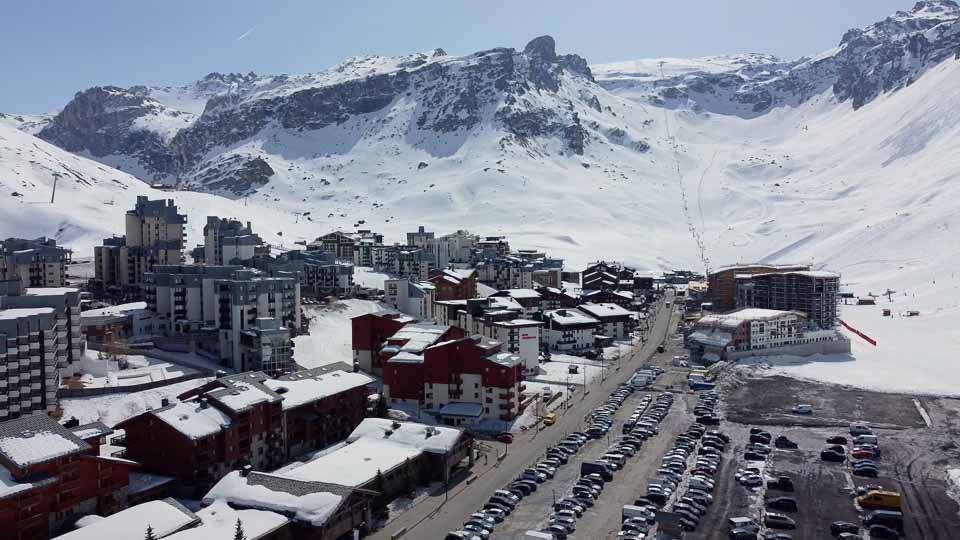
(50, 175), (58, 203)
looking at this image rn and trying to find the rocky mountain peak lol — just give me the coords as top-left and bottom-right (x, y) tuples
(524, 35), (558, 63)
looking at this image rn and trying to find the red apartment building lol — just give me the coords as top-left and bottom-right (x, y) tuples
(116, 367), (373, 497)
(0, 415), (133, 540)
(383, 335), (523, 423)
(351, 311), (415, 374)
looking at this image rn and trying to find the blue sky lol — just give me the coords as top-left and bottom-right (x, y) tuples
(3, 0), (910, 114)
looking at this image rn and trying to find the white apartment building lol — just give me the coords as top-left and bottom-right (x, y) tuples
(542, 309), (600, 352)
(144, 265), (300, 372)
(576, 302), (635, 340)
(384, 279), (435, 320)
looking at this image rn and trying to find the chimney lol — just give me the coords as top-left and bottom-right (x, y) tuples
(161, 398), (170, 407)
(241, 465), (253, 477)
(200, 398), (209, 409)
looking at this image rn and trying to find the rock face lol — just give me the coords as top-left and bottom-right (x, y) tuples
(36, 37), (603, 196)
(595, 0), (960, 118)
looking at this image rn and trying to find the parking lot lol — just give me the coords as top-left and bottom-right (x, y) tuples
(692, 370), (960, 540)
(489, 390), (698, 539)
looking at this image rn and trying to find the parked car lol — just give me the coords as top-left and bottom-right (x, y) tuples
(827, 435), (848, 445)
(775, 436), (798, 449)
(849, 423), (872, 436)
(830, 521), (860, 535)
(764, 513), (797, 530)
(495, 432), (513, 444)
(767, 497), (799, 512)
(792, 404), (813, 414)
(767, 476), (795, 492)
(821, 449), (846, 462)
(867, 525), (900, 539)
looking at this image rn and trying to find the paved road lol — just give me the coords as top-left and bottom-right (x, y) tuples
(370, 291), (677, 540)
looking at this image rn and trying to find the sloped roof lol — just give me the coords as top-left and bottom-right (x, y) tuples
(0, 415), (90, 469)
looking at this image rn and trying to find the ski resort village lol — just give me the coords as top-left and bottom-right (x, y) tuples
(3, 1), (960, 539)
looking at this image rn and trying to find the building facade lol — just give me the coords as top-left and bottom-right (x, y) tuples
(706, 263), (810, 311)
(202, 216), (265, 265)
(576, 302), (635, 340)
(94, 197), (187, 294)
(0, 282), (85, 419)
(541, 309), (600, 352)
(384, 279), (435, 320)
(734, 270), (841, 329)
(143, 265), (300, 372)
(0, 238), (71, 288)
(0, 415), (132, 540)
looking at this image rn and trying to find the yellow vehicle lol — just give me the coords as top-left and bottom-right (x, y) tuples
(857, 490), (901, 510)
(543, 412), (557, 426)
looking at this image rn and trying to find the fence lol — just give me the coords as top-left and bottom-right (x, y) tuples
(59, 372), (210, 398)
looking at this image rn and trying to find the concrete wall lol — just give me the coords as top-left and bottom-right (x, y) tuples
(728, 338), (851, 361)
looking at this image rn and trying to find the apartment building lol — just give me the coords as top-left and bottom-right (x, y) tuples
(350, 311), (416, 374)
(488, 289), (542, 317)
(686, 308), (848, 364)
(311, 230), (383, 261)
(384, 278), (435, 320)
(252, 249), (354, 298)
(0, 415), (133, 540)
(541, 309), (600, 352)
(536, 286), (578, 310)
(0, 237), (71, 288)
(455, 297), (542, 374)
(118, 367), (372, 496)
(706, 263), (810, 311)
(735, 270), (841, 329)
(94, 197), (187, 294)
(428, 268), (478, 301)
(383, 335), (524, 422)
(143, 265), (300, 372)
(577, 302), (635, 340)
(200, 216), (266, 265)
(0, 282), (84, 419)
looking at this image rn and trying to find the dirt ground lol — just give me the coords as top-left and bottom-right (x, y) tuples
(699, 369), (960, 539)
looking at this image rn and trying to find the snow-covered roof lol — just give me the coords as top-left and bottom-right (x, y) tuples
(699, 308), (802, 330)
(347, 418), (463, 454)
(386, 323), (450, 353)
(22, 287), (79, 296)
(209, 381), (282, 413)
(280, 437), (423, 487)
(263, 370), (374, 410)
(166, 500), (288, 540)
(128, 471), (175, 496)
(476, 282), (498, 297)
(544, 309), (599, 327)
(152, 400), (232, 440)
(487, 351), (523, 368)
(687, 330), (733, 348)
(205, 471), (351, 527)
(0, 307), (55, 320)
(426, 402), (483, 418)
(494, 289), (542, 299)
(488, 296), (525, 312)
(70, 422), (113, 441)
(387, 351), (425, 364)
(80, 301), (148, 318)
(0, 414), (90, 469)
(492, 318), (543, 327)
(0, 466), (51, 500)
(577, 302), (634, 319)
(58, 499), (200, 540)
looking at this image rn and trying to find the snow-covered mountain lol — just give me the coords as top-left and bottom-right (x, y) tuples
(594, 0), (960, 117)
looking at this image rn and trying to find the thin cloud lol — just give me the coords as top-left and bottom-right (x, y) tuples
(236, 25), (257, 41)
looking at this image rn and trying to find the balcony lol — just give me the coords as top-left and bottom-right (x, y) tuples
(498, 391), (515, 400)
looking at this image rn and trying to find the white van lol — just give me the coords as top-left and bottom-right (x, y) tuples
(855, 434), (879, 446)
(602, 453), (626, 467)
